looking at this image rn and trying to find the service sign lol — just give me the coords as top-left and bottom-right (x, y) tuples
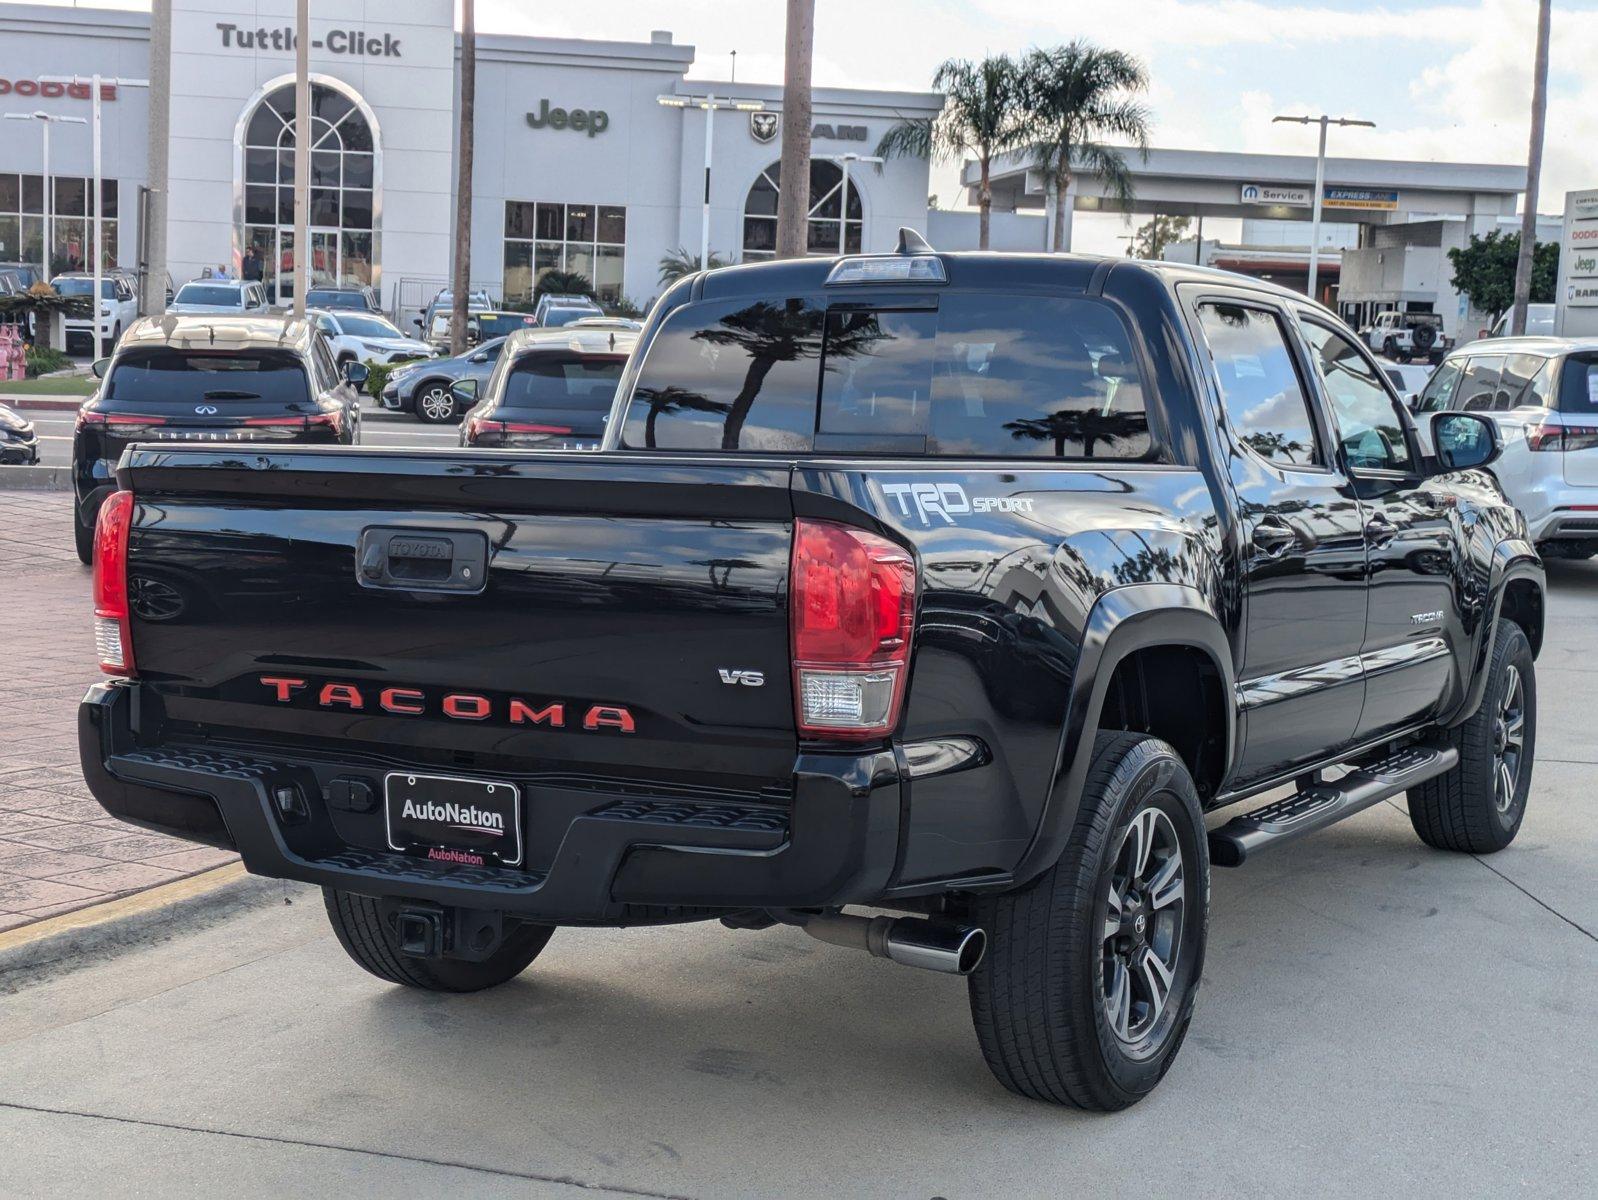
(1320, 187), (1400, 211)
(1240, 183), (1311, 207)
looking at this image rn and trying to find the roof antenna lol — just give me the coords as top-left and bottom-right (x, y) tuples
(207, 324), (215, 344)
(896, 227), (934, 255)
(609, 332), (616, 350)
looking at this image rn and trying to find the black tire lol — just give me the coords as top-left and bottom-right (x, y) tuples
(322, 888), (554, 992)
(414, 380), (456, 423)
(969, 732), (1209, 1110)
(1408, 618), (1536, 854)
(74, 512), (94, 565)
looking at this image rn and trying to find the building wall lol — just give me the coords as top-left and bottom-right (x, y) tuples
(928, 209), (1048, 252)
(0, 4), (151, 272)
(167, 0), (455, 307)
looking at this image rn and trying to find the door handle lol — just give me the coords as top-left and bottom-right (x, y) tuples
(1364, 514), (1398, 546)
(1252, 519), (1298, 557)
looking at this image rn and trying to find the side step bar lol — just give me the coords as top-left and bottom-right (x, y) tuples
(1209, 742), (1458, 867)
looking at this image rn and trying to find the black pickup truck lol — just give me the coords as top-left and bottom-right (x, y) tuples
(79, 241), (1544, 1110)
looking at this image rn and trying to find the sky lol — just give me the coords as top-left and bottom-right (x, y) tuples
(476, 0), (1596, 251)
(29, 0), (1598, 253)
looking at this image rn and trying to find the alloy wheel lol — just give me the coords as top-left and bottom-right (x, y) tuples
(419, 386), (454, 422)
(129, 574), (185, 622)
(1493, 663), (1526, 814)
(1101, 807), (1186, 1045)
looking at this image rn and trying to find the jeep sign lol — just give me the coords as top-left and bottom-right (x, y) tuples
(527, 99), (610, 137)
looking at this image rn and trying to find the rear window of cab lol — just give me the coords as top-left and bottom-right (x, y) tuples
(618, 292), (1153, 460)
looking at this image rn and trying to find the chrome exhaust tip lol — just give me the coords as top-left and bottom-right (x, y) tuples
(798, 912), (987, 976)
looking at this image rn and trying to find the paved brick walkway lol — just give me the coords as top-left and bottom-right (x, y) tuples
(0, 491), (234, 931)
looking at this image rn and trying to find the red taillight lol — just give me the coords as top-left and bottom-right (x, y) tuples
(244, 411), (342, 434)
(1527, 422), (1598, 452)
(76, 410), (168, 430)
(466, 416), (573, 442)
(790, 519), (917, 740)
(92, 490), (136, 676)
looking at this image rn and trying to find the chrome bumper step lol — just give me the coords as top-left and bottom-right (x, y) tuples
(1208, 742), (1458, 867)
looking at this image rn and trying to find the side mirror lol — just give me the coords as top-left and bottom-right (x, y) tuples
(412, 315), (423, 328)
(450, 378), (479, 407)
(91, 357), (110, 379)
(1430, 411), (1500, 472)
(468, 352), (487, 363)
(343, 360), (370, 387)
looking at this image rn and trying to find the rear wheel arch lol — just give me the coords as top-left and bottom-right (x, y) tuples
(1499, 576), (1544, 657)
(1010, 586), (1236, 885)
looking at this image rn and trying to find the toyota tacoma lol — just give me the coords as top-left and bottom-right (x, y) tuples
(79, 237), (1544, 1110)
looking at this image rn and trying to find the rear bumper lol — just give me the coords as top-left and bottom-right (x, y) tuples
(1532, 506), (1598, 542)
(78, 681), (902, 923)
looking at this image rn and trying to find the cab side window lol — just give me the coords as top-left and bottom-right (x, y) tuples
(311, 338), (339, 393)
(1301, 320), (1413, 473)
(1456, 356), (1505, 411)
(1417, 359), (1462, 412)
(1196, 300), (1322, 468)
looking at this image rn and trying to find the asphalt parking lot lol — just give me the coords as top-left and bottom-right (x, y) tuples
(0, 486), (1594, 1197)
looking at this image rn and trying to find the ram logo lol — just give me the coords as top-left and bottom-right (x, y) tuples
(718, 669), (765, 687)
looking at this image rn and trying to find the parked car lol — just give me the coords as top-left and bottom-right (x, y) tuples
(380, 336), (508, 423)
(415, 288), (494, 347)
(0, 262), (44, 290)
(167, 279), (270, 316)
(0, 403), (38, 464)
(309, 308), (435, 366)
(77, 244), (1543, 1112)
(51, 273), (139, 353)
(1414, 335), (1598, 558)
(473, 310), (539, 342)
(531, 293), (602, 326)
(304, 285), (380, 313)
(457, 324), (639, 450)
(1361, 310), (1448, 362)
(1380, 361), (1434, 408)
(1485, 304), (1556, 339)
(536, 303), (604, 329)
(71, 313), (364, 562)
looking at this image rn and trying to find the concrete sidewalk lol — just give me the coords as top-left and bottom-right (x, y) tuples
(0, 491), (234, 931)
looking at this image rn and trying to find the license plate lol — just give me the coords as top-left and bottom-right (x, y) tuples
(384, 772), (522, 867)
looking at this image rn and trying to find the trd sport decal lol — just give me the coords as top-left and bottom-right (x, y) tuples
(257, 677), (636, 733)
(881, 481), (1035, 526)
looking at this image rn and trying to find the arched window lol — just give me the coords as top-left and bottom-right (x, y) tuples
(743, 159), (863, 260)
(237, 78), (380, 303)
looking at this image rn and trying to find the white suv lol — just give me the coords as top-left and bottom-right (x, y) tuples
(1362, 310), (1446, 362)
(1415, 336), (1598, 558)
(51, 273), (139, 352)
(168, 279), (270, 315)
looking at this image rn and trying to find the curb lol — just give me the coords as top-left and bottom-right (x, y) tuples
(0, 863), (309, 990)
(0, 397), (86, 412)
(0, 464), (69, 490)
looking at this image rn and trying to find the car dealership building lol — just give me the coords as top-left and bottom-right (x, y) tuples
(0, 0), (940, 316)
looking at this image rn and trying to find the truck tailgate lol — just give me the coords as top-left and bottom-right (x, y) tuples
(119, 447), (797, 789)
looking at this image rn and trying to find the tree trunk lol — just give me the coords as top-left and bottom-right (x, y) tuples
(978, 156), (992, 250)
(1052, 170), (1071, 253)
(1511, 0), (1552, 336)
(142, 0), (171, 315)
(775, 0), (814, 259)
(450, 0), (476, 357)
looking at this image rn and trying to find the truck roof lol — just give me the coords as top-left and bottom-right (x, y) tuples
(120, 314), (314, 354)
(694, 248), (1328, 312)
(1449, 335), (1598, 358)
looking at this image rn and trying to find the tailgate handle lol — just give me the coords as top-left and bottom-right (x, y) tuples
(357, 528), (489, 593)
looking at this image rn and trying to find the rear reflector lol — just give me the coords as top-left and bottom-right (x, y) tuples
(93, 490), (136, 675)
(791, 519), (916, 739)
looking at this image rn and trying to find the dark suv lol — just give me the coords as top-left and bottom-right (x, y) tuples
(71, 315), (366, 562)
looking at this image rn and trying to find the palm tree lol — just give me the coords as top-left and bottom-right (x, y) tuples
(775, 0), (815, 258)
(875, 56), (1026, 250)
(1004, 408), (1147, 459)
(657, 247), (730, 285)
(1019, 42), (1152, 252)
(449, 0), (476, 356)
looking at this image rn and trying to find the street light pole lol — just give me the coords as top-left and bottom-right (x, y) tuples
(41, 75), (151, 360)
(5, 111), (87, 281)
(826, 153), (882, 254)
(658, 93), (765, 270)
(1273, 113), (1375, 302)
(292, 0), (310, 319)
